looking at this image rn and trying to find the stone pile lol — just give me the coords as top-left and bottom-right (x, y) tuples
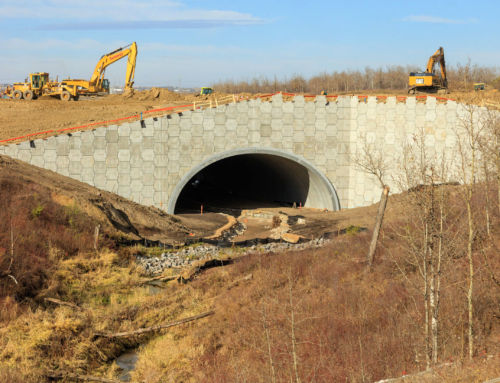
(135, 237), (331, 276)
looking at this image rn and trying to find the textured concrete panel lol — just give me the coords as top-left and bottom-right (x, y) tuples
(2, 94), (496, 213)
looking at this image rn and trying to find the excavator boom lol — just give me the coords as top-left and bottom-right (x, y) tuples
(425, 47), (447, 83)
(90, 42), (137, 90)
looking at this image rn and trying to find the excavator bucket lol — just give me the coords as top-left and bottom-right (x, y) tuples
(122, 88), (135, 98)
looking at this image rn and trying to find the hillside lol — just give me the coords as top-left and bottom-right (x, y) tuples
(0, 158), (498, 382)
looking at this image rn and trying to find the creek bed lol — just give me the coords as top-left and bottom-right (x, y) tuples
(116, 350), (139, 382)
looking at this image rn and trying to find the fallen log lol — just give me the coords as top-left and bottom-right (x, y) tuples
(46, 372), (119, 382)
(178, 258), (233, 283)
(44, 297), (82, 311)
(139, 274), (179, 284)
(93, 310), (214, 339)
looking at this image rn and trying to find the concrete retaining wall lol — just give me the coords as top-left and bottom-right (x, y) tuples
(0, 94), (493, 212)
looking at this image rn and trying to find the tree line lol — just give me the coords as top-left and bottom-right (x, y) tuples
(213, 62), (500, 94)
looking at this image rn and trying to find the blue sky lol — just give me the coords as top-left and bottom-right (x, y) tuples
(1, 0), (499, 87)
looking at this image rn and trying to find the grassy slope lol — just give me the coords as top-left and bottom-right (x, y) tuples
(0, 171), (498, 382)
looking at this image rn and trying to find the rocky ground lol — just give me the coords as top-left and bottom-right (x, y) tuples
(134, 237), (331, 276)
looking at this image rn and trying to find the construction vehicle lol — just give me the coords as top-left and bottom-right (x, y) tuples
(6, 42), (136, 101)
(200, 87), (213, 95)
(408, 47), (448, 94)
(7, 72), (79, 101)
(63, 42), (137, 97)
(474, 82), (486, 91)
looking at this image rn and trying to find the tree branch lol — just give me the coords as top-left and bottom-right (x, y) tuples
(93, 310), (214, 339)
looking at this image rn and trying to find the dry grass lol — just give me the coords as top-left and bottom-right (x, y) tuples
(0, 178), (498, 382)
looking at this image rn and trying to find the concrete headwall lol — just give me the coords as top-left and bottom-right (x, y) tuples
(0, 94), (491, 212)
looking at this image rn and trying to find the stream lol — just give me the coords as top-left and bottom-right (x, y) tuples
(115, 351), (139, 382)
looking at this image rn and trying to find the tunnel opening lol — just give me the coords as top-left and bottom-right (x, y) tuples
(172, 152), (340, 214)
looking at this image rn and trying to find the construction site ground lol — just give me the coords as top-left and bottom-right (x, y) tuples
(0, 88), (230, 143)
(1, 88), (498, 144)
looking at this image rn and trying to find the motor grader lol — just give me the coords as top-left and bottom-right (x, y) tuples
(8, 72), (79, 101)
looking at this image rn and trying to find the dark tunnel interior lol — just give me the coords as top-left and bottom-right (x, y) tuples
(174, 154), (310, 213)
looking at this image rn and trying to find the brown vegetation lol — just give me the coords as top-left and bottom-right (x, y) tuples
(0, 177), (97, 300)
(131, 195), (499, 382)
(0, 176), (498, 381)
(0, 155), (229, 245)
(213, 63), (499, 94)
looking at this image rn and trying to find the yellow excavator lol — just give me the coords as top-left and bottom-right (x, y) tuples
(408, 47), (448, 94)
(63, 42), (137, 98)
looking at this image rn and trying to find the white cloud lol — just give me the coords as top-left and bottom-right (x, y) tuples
(402, 15), (477, 24)
(0, 0), (264, 28)
(0, 0), (181, 20)
(0, 38), (130, 54)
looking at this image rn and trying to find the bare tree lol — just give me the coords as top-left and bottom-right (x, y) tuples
(353, 137), (390, 188)
(392, 129), (452, 367)
(455, 101), (485, 360)
(213, 63), (499, 94)
(260, 303), (277, 383)
(353, 137), (391, 269)
(288, 272), (301, 383)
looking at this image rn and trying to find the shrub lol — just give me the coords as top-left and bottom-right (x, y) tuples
(0, 180), (98, 300)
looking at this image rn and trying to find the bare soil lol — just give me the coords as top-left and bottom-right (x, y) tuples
(0, 87), (232, 143)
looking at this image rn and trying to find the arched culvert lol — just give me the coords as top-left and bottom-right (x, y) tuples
(168, 148), (340, 214)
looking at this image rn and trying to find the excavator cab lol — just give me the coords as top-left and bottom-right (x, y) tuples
(200, 87), (213, 95)
(102, 79), (110, 93)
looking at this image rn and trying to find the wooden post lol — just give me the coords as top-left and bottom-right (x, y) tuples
(367, 186), (390, 269)
(93, 224), (100, 253)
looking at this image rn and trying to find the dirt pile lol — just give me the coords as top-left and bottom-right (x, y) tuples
(126, 87), (187, 102)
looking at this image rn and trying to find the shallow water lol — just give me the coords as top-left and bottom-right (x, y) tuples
(116, 351), (139, 382)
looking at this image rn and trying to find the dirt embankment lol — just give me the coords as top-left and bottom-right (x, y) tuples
(0, 155), (228, 245)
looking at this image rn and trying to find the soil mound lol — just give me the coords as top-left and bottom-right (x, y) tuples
(128, 87), (186, 102)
